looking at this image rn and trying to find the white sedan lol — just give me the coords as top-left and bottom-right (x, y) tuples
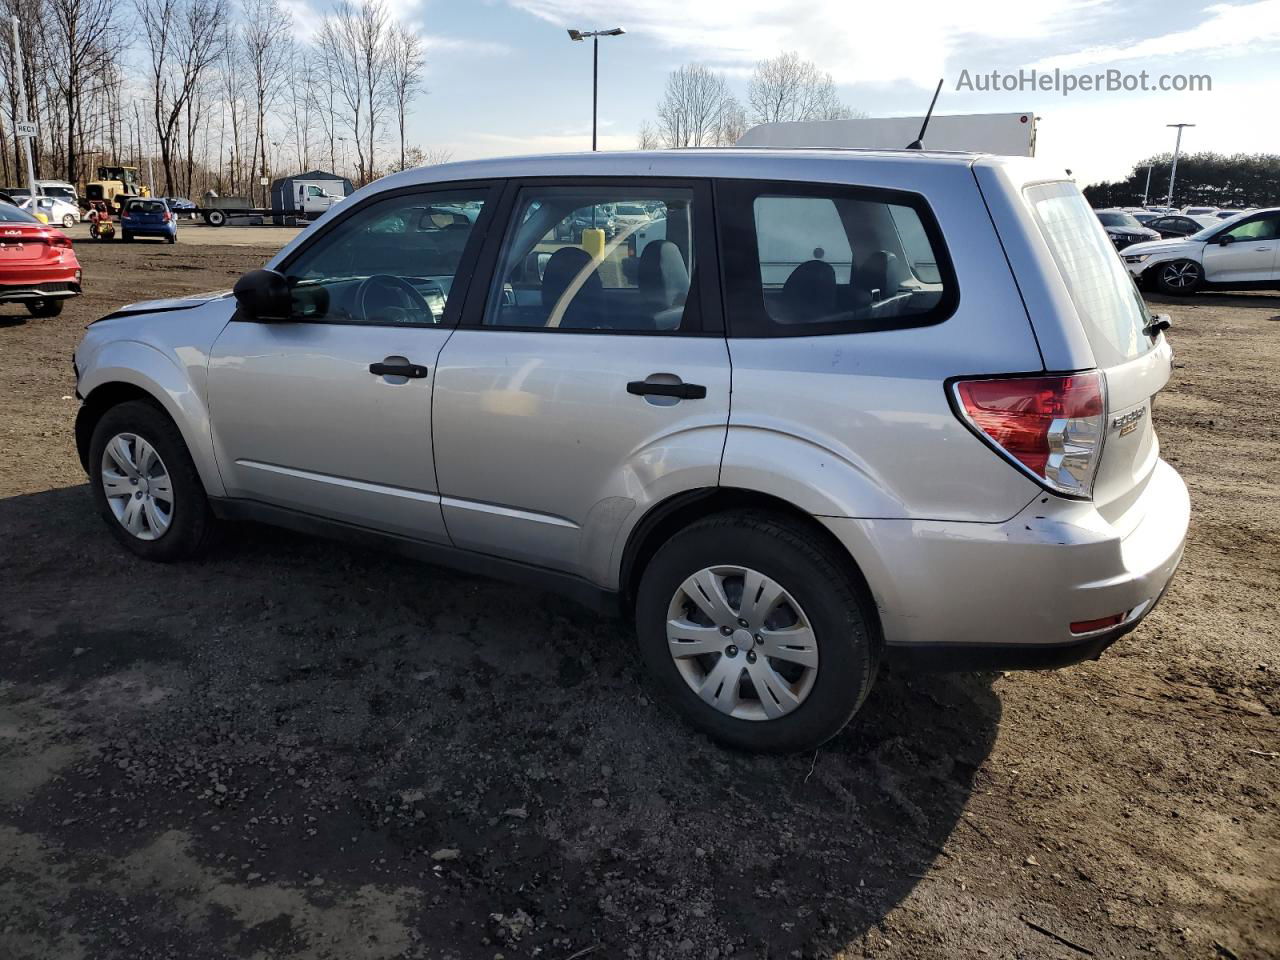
(20, 195), (81, 228)
(1122, 207), (1280, 295)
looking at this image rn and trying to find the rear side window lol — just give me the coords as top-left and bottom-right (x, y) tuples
(718, 180), (956, 337)
(1025, 181), (1151, 367)
(484, 184), (701, 333)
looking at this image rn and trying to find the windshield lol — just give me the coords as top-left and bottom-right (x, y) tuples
(1028, 182), (1152, 367)
(0, 204), (39, 223)
(1096, 212), (1141, 228)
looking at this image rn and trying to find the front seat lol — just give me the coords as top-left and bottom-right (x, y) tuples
(777, 259), (838, 324)
(541, 246), (604, 328)
(861, 250), (912, 301)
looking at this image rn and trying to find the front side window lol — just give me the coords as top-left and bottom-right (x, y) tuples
(1220, 214), (1279, 242)
(485, 185), (696, 333)
(283, 187), (488, 326)
(718, 180), (955, 337)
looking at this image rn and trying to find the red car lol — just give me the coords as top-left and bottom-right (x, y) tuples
(0, 201), (82, 318)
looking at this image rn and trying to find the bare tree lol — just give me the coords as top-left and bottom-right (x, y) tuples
(656, 64), (738, 148)
(747, 51), (860, 125)
(241, 0), (291, 204)
(636, 121), (660, 150)
(318, 0), (390, 184)
(385, 21), (424, 172)
(135, 0), (228, 194)
(47, 0), (122, 181)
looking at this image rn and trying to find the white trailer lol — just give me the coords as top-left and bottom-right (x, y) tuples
(737, 111), (1038, 157)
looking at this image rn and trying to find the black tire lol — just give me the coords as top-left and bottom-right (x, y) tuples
(635, 511), (878, 753)
(62, 214), (77, 228)
(206, 209), (226, 227)
(122, 232), (133, 242)
(26, 299), (63, 318)
(167, 234), (177, 244)
(1154, 258), (1202, 295)
(88, 399), (216, 562)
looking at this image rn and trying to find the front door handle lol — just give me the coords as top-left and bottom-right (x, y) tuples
(627, 380), (706, 400)
(369, 361), (429, 379)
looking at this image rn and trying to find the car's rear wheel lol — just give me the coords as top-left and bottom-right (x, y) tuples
(88, 400), (216, 561)
(26, 299), (63, 318)
(167, 234), (177, 244)
(635, 511), (878, 752)
(206, 209), (226, 227)
(122, 231), (133, 242)
(1155, 259), (1202, 295)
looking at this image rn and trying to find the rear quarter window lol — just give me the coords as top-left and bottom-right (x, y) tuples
(717, 180), (956, 337)
(1025, 181), (1151, 367)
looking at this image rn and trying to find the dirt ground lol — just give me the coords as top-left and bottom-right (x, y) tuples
(1, 238), (1276, 960)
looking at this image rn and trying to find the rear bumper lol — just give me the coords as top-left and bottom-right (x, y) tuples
(0, 278), (81, 302)
(820, 458), (1190, 671)
(122, 224), (177, 237)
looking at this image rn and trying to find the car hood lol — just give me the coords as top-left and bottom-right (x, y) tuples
(95, 290), (232, 322)
(1120, 236), (1204, 258)
(1105, 225), (1161, 240)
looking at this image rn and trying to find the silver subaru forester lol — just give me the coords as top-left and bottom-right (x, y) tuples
(72, 150), (1189, 752)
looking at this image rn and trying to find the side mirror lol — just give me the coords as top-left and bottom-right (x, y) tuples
(233, 268), (292, 322)
(1218, 234), (1234, 246)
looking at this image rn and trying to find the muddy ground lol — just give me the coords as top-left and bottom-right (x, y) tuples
(1, 239), (1277, 959)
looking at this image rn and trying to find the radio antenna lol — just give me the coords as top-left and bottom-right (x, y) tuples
(906, 78), (944, 150)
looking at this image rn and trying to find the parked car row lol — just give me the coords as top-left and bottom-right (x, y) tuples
(1121, 207), (1280, 295)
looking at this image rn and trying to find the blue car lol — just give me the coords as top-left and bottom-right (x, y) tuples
(121, 198), (178, 243)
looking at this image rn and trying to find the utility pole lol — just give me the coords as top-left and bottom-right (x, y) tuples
(10, 17), (40, 201)
(1141, 164), (1153, 206)
(1165, 123), (1194, 208)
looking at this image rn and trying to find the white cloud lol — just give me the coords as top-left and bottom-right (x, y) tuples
(505, 0), (1101, 86)
(421, 35), (513, 56)
(1034, 0), (1280, 70)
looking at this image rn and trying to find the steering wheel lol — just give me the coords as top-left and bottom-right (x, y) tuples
(353, 274), (434, 324)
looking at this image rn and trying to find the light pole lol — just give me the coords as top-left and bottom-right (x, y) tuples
(1140, 164), (1153, 207)
(1165, 123), (1194, 208)
(567, 27), (625, 151)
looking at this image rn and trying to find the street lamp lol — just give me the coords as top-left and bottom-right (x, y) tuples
(1165, 123), (1195, 208)
(567, 26), (625, 151)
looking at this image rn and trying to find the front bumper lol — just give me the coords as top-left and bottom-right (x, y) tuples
(820, 458), (1190, 671)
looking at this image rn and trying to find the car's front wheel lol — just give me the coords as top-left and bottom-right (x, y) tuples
(1154, 258), (1202, 295)
(88, 400), (216, 561)
(635, 512), (878, 752)
(62, 213), (77, 228)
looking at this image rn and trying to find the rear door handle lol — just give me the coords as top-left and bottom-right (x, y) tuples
(369, 361), (429, 379)
(627, 380), (706, 400)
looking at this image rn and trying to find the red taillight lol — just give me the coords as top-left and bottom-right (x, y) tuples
(1071, 613), (1125, 634)
(163, 211), (173, 222)
(49, 233), (72, 248)
(953, 372), (1105, 498)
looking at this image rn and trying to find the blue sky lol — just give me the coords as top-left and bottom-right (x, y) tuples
(318, 0), (1280, 186)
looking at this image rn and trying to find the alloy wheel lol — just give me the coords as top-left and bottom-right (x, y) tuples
(100, 432), (174, 540)
(1162, 261), (1199, 288)
(666, 565), (819, 721)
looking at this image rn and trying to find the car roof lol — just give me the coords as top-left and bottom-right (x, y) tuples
(373, 147), (1000, 193)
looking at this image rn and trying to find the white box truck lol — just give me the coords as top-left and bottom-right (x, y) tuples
(737, 112), (1037, 156)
